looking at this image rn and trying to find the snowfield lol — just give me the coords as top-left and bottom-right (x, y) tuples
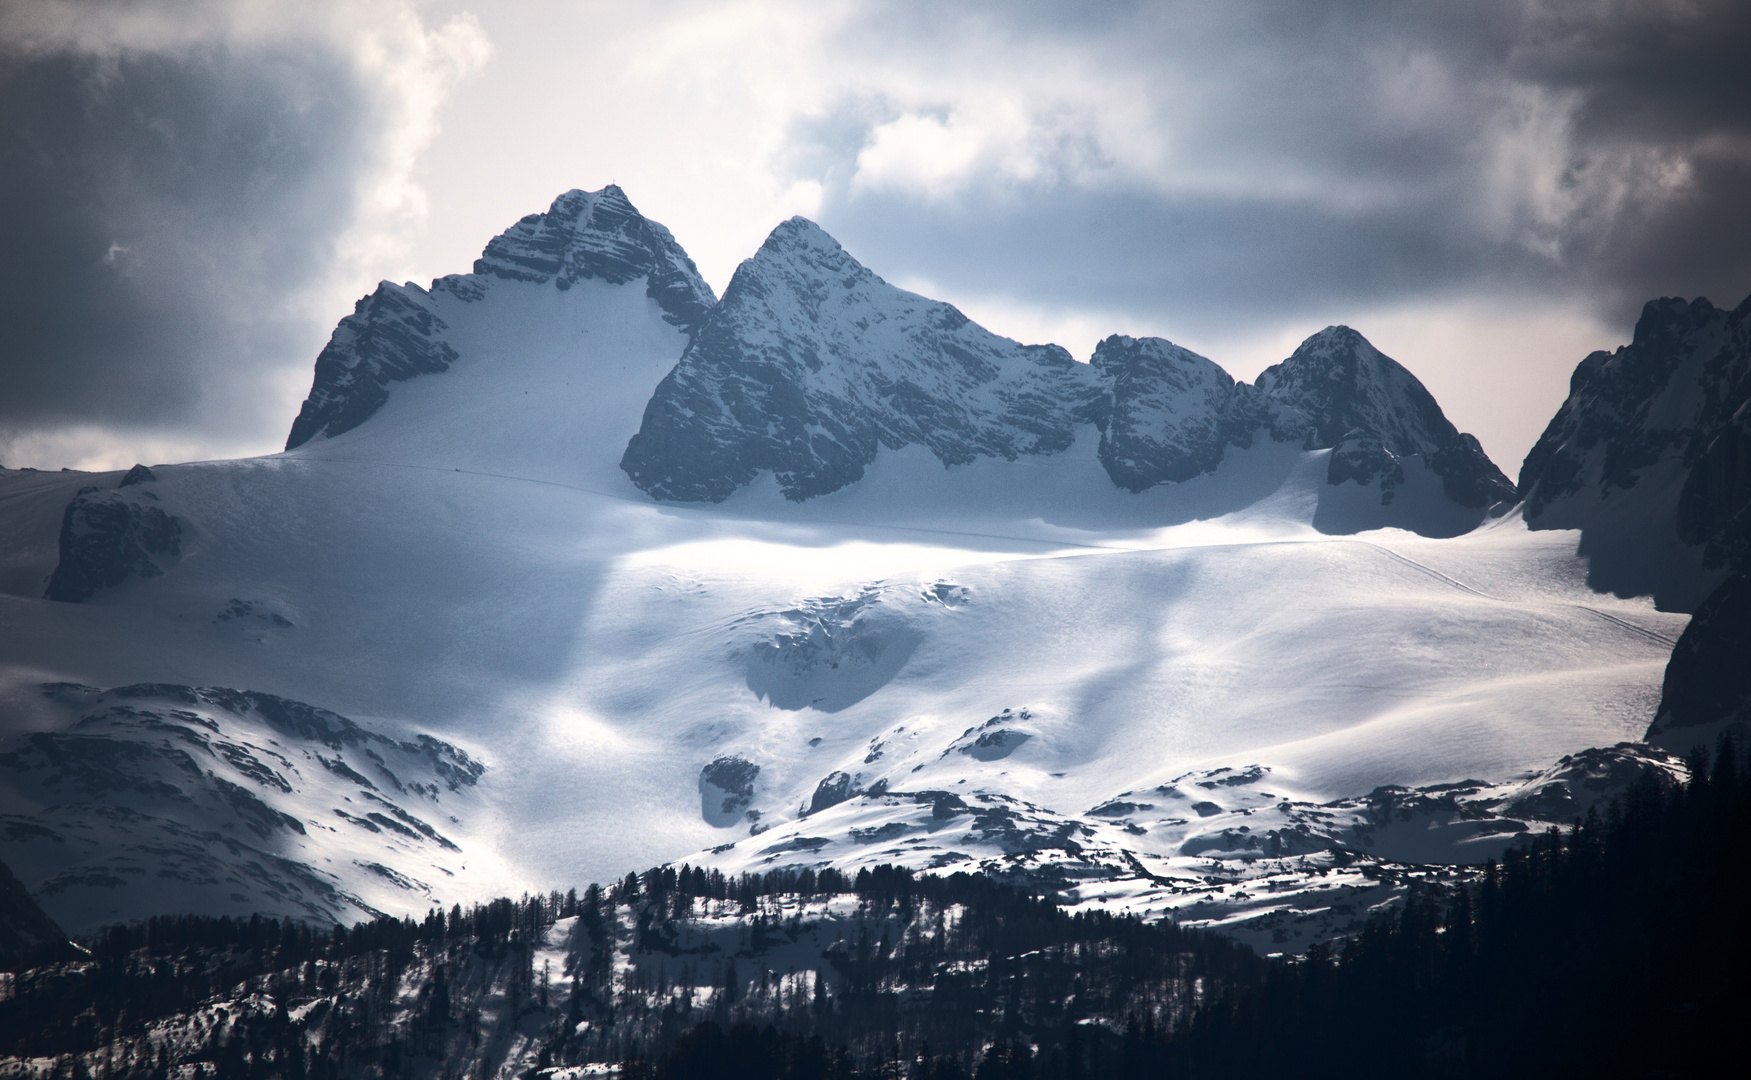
(0, 268), (1686, 936)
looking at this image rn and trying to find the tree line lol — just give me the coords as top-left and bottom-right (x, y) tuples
(4, 738), (1745, 1078)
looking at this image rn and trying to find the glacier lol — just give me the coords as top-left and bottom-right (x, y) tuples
(0, 185), (1724, 947)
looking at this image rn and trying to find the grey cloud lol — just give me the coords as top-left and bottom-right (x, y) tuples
(803, 0), (1751, 328)
(825, 187), (1544, 343)
(0, 37), (372, 442)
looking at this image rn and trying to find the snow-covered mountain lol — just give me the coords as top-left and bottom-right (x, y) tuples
(619, 215), (1510, 538)
(285, 185), (714, 453)
(621, 217), (1097, 503)
(0, 680), (492, 932)
(0, 185), (1702, 946)
(1519, 294), (1751, 610)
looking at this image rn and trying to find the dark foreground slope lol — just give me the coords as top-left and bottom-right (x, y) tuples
(6, 744), (1749, 1080)
(1143, 740), (1751, 1080)
(0, 867), (1260, 1080)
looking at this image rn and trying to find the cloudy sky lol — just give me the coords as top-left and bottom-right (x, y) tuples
(3, 0), (1748, 474)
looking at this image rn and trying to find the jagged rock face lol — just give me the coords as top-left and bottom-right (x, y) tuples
(1325, 432), (1407, 502)
(0, 682), (486, 933)
(1648, 573), (1751, 739)
(1677, 402), (1751, 571)
(1090, 335), (1235, 491)
(621, 255), (1508, 523)
(1088, 326), (1510, 512)
(1518, 295), (1751, 608)
(621, 218), (1098, 502)
(283, 282), (459, 450)
(285, 185), (715, 450)
(467, 185), (714, 332)
(1257, 327), (1515, 508)
(44, 485), (182, 602)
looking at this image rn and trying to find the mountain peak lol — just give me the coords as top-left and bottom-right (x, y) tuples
(621, 224), (1092, 503)
(286, 185), (715, 451)
(1518, 291), (1751, 609)
(730, 217), (871, 306)
(766, 216), (839, 249)
(466, 185), (714, 331)
(1260, 326), (1449, 453)
(1256, 326), (1514, 511)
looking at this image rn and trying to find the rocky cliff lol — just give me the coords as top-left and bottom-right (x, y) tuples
(1519, 294), (1751, 609)
(285, 185), (715, 450)
(621, 218), (1098, 502)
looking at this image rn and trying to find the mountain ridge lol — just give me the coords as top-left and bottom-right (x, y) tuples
(618, 211), (1510, 534)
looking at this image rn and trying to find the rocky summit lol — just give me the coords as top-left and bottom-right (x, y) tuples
(1255, 326), (1516, 509)
(1519, 294), (1751, 609)
(285, 185), (715, 451)
(619, 212), (1510, 530)
(621, 217), (1098, 502)
(1089, 334), (1239, 491)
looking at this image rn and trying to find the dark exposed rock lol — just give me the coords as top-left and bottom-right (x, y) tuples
(1676, 402), (1751, 570)
(43, 487), (182, 602)
(117, 464), (156, 487)
(1325, 431), (1405, 502)
(622, 217), (1098, 502)
(284, 281), (459, 450)
(1519, 294), (1751, 607)
(1090, 334), (1235, 490)
(286, 185), (714, 450)
(1257, 326), (1514, 508)
(808, 771), (857, 815)
(700, 756), (761, 827)
(1648, 573), (1751, 738)
(960, 729), (1031, 761)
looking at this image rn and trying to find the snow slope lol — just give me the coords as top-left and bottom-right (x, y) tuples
(0, 189), (1691, 937)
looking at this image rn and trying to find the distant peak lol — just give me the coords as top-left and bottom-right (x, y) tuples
(463, 183), (715, 328)
(286, 184), (715, 450)
(1299, 325), (1373, 354)
(760, 216), (847, 256)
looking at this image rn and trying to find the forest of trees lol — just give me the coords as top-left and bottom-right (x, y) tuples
(3, 738), (1746, 1079)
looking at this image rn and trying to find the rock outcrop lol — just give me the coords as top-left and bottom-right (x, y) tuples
(1519, 294), (1751, 609)
(1089, 335), (1237, 491)
(1647, 572), (1751, 744)
(284, 282), (460, 450)
(285, 185), (715, 450)
(44, 485), (182, 602)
